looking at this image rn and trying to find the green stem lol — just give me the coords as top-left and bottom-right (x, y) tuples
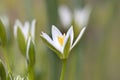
(60, 59), (67, 80)
(28, 66), (34, 80)
(1, 47), (11, 72)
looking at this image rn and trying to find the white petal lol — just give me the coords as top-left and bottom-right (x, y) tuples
(64, 26), (74, 46)
(52, 25), (63, 52)
(41, 32), (53, 45)
(31, 19), (36, 40)
(69, 26), (74, 45)
(14, 19), (23, 38)
(52, 25), (62, 40)
(22, 21), (29, 41)
(71, 27), (86, 49)
(58, 5), (72, 28)
(74, 5), (92, 27)
(61, 26), (74, 53)
(14, 20), (29, 41)
(61, 33), (69, 53)
(41, 32), (63, 53)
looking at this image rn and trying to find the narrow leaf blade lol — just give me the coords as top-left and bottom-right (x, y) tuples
(0, 20), (7, 46)
(0, 60), (6, 80)
(17, 27), (26, 57)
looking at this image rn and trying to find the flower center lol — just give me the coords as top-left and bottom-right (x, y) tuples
(58, 33), (65, 46)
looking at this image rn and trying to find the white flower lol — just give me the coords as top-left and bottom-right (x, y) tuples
(74, 5), (92, 26)
(14, 19), (36, 56)
(58, 5), (72, 28)
(40, 25), (86, 59)
(58, 5), (91, 28)
(14, 19), (36, 41)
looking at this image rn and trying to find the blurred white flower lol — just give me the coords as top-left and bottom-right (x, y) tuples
(58, 5), (72, 27)
(14, 19), (36, 41)
(74, 5), (92, 27)
(58, 5), (92, 28)
(40, 25), (86, 59)
(14, 19), (36, 56)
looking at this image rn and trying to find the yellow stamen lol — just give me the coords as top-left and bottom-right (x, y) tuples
(58, 33), (65, 46)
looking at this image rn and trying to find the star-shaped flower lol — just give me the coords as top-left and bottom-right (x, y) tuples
(40, 25), (86, 59)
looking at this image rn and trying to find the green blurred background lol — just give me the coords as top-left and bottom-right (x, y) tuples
(0, 0), (120, 80)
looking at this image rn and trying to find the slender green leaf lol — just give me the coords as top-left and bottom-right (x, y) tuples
(27, 38), (35, 67)
(0, 60), (6, 80)
(0, 20), (7, 46)
(17, 27), (26, 57)
(7, 72), (13, 80)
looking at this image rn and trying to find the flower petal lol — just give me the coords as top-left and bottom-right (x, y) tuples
(64, 26), (74, 47)
(58, 5), (72, 28)
(31, 19), (36, 40)
(22, 21), (29, 41)
(40, 32), (63, 59)
(41, 32), (53, 45)
(59, 26), (73, 53)
(71, 27), (86, 49)
(14, 20), (29, 41)
(69, 26), (74, 45)
(74, 5), (91, 27)
(52, 25), (63, 52)
(14, 19), (23, 38)
(52, 25), (62, 40)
